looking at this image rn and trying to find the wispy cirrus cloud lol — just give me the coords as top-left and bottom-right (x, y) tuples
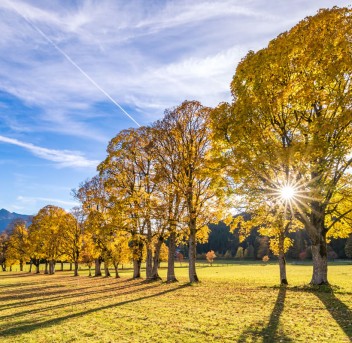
(17, 195), (78, 207)
(0, 135), (98, 168)
(1, 0), (347, 131)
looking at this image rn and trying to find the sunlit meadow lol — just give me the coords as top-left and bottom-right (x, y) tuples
(0, 261), (351, 343)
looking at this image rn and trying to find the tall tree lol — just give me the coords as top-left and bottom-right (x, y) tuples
(154, 100), (226, 283)
(99, 128), (159, 279)
(61, 208), (82, 277)
(75, 176), (110, 277)
(150, 125), (186, 282)
(212, 7), (352, 285)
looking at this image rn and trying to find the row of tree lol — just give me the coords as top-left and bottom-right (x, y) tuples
(1, 101), (224, 283)
(2, 7), (352, 286)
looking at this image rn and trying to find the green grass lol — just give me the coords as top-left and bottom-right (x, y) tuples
(0, 261), (351, 342)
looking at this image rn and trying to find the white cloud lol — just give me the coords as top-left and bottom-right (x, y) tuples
(0, 0), (351, 129)
(0, 135), (99, 168)
(17, 195), (78, 207)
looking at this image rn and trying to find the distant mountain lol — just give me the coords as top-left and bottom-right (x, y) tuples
(0, 209), (32, 232)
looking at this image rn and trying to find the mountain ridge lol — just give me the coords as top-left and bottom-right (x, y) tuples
(0, 208), (31, 232)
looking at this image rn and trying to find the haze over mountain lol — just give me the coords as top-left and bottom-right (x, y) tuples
(0, 208), (31, 232)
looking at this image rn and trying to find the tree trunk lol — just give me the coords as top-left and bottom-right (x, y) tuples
(49, 260), (56, 274)
(278, 253), (288, 285)
(278, 234), (288, 285)
(60, 261), (64, 271)
(70, 262), (73, 271)
(151, 236), (163, 281)
(94, 258), (102, 276)
(44, 261), (49, 274)
(133, 259), (142, 279)
(145, 243), (153, 280)
(311, 241), (328, 285)
(113, 262), (120, 278)
(145, 219), (153, 280)
(19, 260), (23, 272)
(104, 262), (111, 277)
(132, 237), (143, 279)
(188, 219), (199, 283)
(74, 261), (79, 276)
(35, 260), (40, 274)
(307, 210), (329, 285)
(167, 230), (177, 282)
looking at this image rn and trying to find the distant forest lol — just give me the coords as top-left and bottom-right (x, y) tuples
(196, 221), (349, 261)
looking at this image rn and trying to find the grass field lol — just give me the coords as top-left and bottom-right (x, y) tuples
(0, 261), (351, 342)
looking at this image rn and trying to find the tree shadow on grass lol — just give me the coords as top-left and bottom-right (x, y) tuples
(0, 283), (190, 337)
(313, 286), (352, 341)
(0, 273), (35, 278)
(0, 281), (160, 323)
(237, 286), (293, 343)
(0, 279), (152, 314)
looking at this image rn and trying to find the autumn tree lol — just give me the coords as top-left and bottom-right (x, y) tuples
(60, 207), (82, 276)
(99, 127), (160, 280)
(75, 176), (110, 277)
(0, 231), (9, 271)
(6, 219), (30, 271)
(81, 233), (96, 276)
(212, 7), (352, 285)
(110, 232), (131, 278)
(30, 205), (69, 274)
(154, 100), (227, 283)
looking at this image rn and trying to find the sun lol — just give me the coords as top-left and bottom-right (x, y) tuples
(280, 186), (296, 201)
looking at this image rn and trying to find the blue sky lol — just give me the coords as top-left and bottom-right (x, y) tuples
(0, 0), (350, 215)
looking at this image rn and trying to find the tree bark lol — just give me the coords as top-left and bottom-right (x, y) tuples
(311, 241), (328, 285)
(145, 243), (153, 280)
(35, 260), (40, 274)
(278, 253), (288, 285)
(60, 261), (64, 271)
(113, 262), (120, 278)
(151, 236), (163, 281)
(104, 262), (111, 277)
(74, 261), (79, 276)
(188, 218), (199, 283)
(133, 259), (142, 279)
(94, 258), (102, 276)
(145, 219), (153, 280)
(278, 234), (288, 285)
(307, 207), (329, 285)
(132, 237), (143, 279)
(44, 261), (49, 274)
(167, 230), (177, 282)
(49, 260), (56, 274)
(19, 260), (23, 272)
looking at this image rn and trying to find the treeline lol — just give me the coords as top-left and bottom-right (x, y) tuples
(197, 222), (351, 261)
